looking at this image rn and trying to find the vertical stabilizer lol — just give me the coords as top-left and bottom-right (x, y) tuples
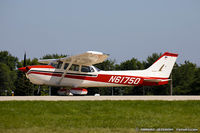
(146, 52), (178, 78)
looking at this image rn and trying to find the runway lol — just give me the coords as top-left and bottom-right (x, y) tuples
(0, 96), (200, 101)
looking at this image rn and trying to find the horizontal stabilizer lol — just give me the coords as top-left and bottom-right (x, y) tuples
(143, 79), (170, 83)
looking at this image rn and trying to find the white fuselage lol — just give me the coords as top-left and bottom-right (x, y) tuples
(26, 66), (164, 88)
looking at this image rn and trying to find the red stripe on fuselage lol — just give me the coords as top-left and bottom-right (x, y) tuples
(65, 74), (144, 86)
(27, 71), (169, 86)
(28, 71), (62, 77)
(27, 65), (55, 69)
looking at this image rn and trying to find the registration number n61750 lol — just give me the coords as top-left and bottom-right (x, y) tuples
(108, 76), (141, 85)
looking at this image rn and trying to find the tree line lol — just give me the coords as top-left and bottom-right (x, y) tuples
(0, 51), (200, 96)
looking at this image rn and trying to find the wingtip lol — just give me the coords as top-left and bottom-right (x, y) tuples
(87, 51), (103, 55)
(87, 51), (109, 56)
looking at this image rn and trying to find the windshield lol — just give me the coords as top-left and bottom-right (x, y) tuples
(94, 66), (101, 72)
(56, 61), (63, 69)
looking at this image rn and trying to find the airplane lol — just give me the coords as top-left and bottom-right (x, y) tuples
(18, 51), (178, 95)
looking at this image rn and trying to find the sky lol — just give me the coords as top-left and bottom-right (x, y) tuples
(0, 0), (200, 65)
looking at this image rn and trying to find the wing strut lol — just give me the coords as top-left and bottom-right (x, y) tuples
(58, 59), (74, 85)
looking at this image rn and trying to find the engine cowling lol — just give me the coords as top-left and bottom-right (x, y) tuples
(70, 88), (88, 95)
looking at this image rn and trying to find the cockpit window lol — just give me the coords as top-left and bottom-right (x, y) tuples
(81, 66), (94, 72)
(69, 64), (79, 71)
(56, 61), (63, 69)
(64, 63), (69, 70)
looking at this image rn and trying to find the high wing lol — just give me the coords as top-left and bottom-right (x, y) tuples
(60, 51), (109, 66)
(38, 51), (109, 66)
(38, 59), (58, 64)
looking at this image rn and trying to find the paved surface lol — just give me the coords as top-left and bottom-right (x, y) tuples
(0, 96), (200, 101)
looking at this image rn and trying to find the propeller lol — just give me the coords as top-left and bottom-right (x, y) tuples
(23, 52), (26, 67)
(18, 52), (41, 95)
(18, 52), (29, 72)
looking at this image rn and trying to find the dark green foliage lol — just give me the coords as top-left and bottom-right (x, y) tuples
(17, 58), (40, 68)
(0, 51), (18, 95)
(190, 68), (200, 94)
(14, 71), (34, 96)
(95, 59), (116, 70)
(143, 53), (162, 69)
(116, 57), (144, 70)
(0, 51), (18, 71)
(42, 54), (67, 59)
(0, 63), (16, 95)
(173, 61), (198, 95)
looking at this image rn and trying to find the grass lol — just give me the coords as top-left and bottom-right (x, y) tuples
(0, 100), (200, 133)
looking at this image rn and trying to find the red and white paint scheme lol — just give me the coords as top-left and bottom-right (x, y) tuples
(18, 51), (178, 94)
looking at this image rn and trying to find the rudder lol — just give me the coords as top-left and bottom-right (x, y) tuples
(146, 52), (178, 78)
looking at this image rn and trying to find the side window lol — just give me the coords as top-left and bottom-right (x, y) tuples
(90, 67), (95, 72)
(69, 64), (79, 71)
(50, 62), (57, 68)
(56, 61), (63, 69)
(64, 63), (69, 70)
(81, 66), (94, 72)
